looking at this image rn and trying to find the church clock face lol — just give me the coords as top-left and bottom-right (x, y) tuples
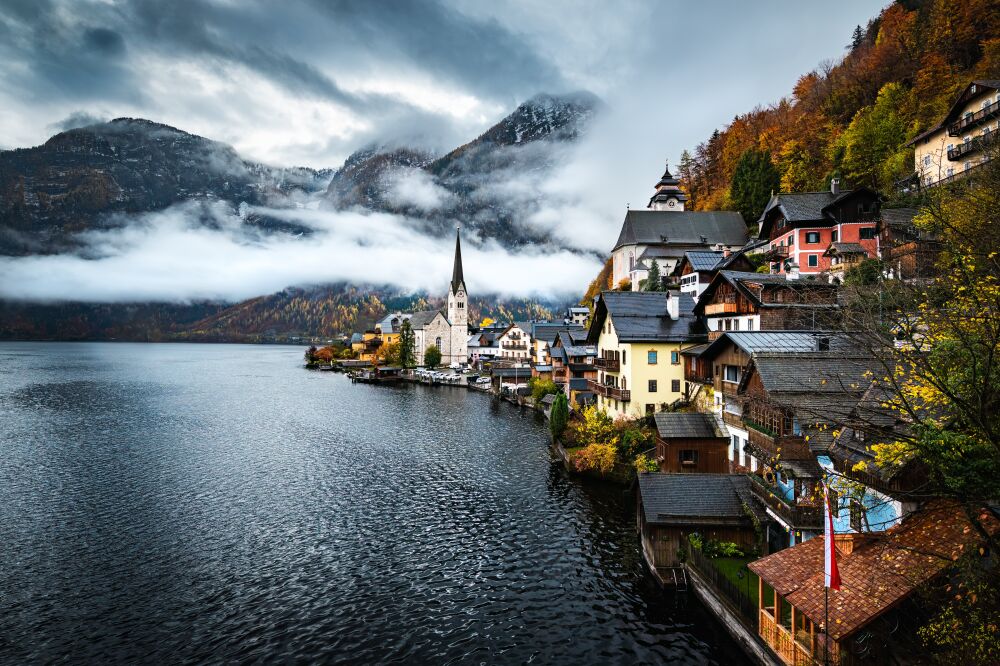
(457, 291), (464, 299)
(667, 199), (676, 208)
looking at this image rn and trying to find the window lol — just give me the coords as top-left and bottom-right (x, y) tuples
(787, 234), (794, 246)
(923, 154), (931, 167)
(645, 404), (655, 416)
(947, 168), (954, 177)
(805, 232), (820, 244)
(670, 351), (679, 365)
(947, 143), (954, 153)
(859, 227), (876, 240)
(831, 230), (838, 243)
(850, 500), (865, 533)
(679, 449), (699, 466)
(648, 380), (657, 393)
(730, 435), (738, 460)
(647, 350), (657, 364)
(671, 379), (681, 392)
(807, 255), (818, 267)
(724, 365), (740, 383)
(457, 301), (464, 309)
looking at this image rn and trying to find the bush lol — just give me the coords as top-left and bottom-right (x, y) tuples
(529, 377), (560, 402)
(424, 345), (442, 368)
(618, 427), (653, 462)
(633, 453), (658, 472)
(569, 406), (618, 448)
(572, 443), (617, 474)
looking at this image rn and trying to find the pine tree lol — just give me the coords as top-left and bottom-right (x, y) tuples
(550, 393), (569, 440)
(850, 25), (864, 50)
(398, 319), (416, 368)
(642, 260), (664, 292)
(729, 148), (780, 224)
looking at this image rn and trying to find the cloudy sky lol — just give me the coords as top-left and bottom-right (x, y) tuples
(0, 0), (884, 303)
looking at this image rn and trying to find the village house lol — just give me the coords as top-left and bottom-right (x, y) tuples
(653, 412), (731, 474)
(876, 208), (942, 281)
(466, 324), (505, 367)
(693, 271), (840, 340)
(565, 306), (590, 326)
(611, 164), (748, 290)
(674, 249), (755, 298)
(735, 351), (874, 552)
(683, 331), (853, 474)
(637, 473), (755, 572)
(903, 79), (1000, 190)
(548, 330), (596, 408)
(528, 322), (585, 366)
(756, 181), (881, 275)
(749, 501), (999, 666)
(586, 291), (704, 418)
(495, 323), (532, 363)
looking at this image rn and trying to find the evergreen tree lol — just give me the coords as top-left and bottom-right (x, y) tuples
(398, 319), (416, 368)
(729, 148), (780, 224)
(641, 260), (664, 291)
(550, 393), (569, 440)
(424, 345), (442, 368)
(850, 24), (864, 50)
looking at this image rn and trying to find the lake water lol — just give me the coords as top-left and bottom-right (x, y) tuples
(0, 342), (749, 664)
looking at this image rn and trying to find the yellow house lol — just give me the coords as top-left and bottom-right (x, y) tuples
(906, 79), (1000, 188)
(586, 291), (703, 418)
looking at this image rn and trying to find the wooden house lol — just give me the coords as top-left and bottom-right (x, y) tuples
(674, 249), (755, 298)
(876, 208), (942, 281)
(652, 412), (731, 474)
(694, 271), (840, 340)
(749, 501), (999, 666)
(637, 473), (754, 571)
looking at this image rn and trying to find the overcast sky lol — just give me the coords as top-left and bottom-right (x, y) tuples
(0, 0), (886, 303)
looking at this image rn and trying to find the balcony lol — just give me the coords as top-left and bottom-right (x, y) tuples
(503, 343), (528, 350)
(586, 379), (631, 402)
(595, 357), (620, 371)
(748, 473), (823, 529)
(762, 245), (789, 261)
(948, 99), (1000, 136)
(722, 410), (744, 429)
(947, 131), (996, 160)
(758, 610), (834, 666)
(705, 302), (739, 315)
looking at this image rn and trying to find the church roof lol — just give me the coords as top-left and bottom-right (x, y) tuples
(451, 228), (465, 293)
(613, 210), (748, 252)
(655, 163), (681, 188)
(409, 309), (445, 330)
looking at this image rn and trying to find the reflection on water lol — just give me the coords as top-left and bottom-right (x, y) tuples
(0, 342), (749, 664)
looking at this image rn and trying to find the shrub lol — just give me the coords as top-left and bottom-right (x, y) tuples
(618, 426), (653, 462)
(572, 443), (618, 474)
(529, 377), (560, 402)
(569, 405), (618, 448)
(633, 453), (658, 472)
(550, 393), (569, 440)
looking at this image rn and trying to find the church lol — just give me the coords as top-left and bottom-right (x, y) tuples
(401, 229), (469, 367)
(611, 163), (749, 290)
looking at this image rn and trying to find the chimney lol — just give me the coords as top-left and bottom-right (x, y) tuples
(723, 248), (732, 258)
(830, 177), (841, 195)
(834, 532), (874, 555)
(666, 291), (679, 320)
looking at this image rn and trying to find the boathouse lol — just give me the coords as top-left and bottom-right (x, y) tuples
(652, 412), (731, 474)
(637, 473), (754, 570)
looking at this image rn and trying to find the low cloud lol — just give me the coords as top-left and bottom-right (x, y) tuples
(384, 168), (453, 212)
(0, 201), (600, 303)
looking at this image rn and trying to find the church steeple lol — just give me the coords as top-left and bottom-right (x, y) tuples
(648, 160), (688, 211)
(451, 227), (465, 293)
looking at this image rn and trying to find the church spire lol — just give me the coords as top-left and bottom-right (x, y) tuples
(451, 226), (465, 293)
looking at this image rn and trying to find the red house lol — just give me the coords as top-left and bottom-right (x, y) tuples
(756, 181), (880, 275)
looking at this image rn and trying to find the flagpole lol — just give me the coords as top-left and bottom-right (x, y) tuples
(824, 585), (829, 666)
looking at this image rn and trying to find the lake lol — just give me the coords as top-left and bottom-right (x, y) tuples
(0, 342), (749, 664)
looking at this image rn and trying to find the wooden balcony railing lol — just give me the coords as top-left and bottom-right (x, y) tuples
(948, 131), (996, 160)
(705, 302), (739, 315)
(758, 609), (835, 666)
(503, 343), (528, 350)
(948, 99), (1000, 136)
(586, 379), (630, 402)
(595, 357), (620, 371)
(748, 474), (823, 529)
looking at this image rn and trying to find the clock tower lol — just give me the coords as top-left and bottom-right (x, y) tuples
(647, 162), (688, 211)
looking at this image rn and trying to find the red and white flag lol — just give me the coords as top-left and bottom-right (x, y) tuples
(823, 482), (841, 590)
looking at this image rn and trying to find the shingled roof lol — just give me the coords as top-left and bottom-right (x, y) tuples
(694, 271), (838, 315)
(756, 187), (879, 238)
(587, 291), (703, 344)
(408, 309), (445, 330)
(749, 500), (1000, 642)
(654, 412), (728, 440)
(697, 331), (854, 360)
(638, 473), (751, 525)
(612, 209), (748, 251)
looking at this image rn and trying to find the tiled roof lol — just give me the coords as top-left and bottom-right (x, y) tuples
(749, 501), (1000, 641)
(531, 323), (584, 343)
(590, 291), (702, 343)
(408, 309), (444, 329)
(568, 378), (589, 391)
(563, 344), (596, 357)
(638, 473), (751, 524)
(699, 331), (853, 359)
(824, 242), (867, 256)
(684, 250), (725, 271)
(613, 209), (748, 251)
(654, 412), (728, 440)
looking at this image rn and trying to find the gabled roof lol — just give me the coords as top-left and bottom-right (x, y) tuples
(749, 501), (1000, 642)
(906, 79), (1000, 146)
(587, 291), (702, 344)
(409, 309), (445, 330)
(612, 209), (748, 251)
(683, 250), (725, 271)
(824, 242), (868, 258)
(531, 323), (584, 343)
(694, 270), (838, 315)
(653, 412), (728, 440)
(756, 187), (879, 238)
(697, 331), (853, 360)
(638, 473), (751, 524)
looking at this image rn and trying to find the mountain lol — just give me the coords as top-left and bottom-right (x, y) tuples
(324, 92), (602, 246)
(0, 287), (555, 342)
(0, 118), (330, 255)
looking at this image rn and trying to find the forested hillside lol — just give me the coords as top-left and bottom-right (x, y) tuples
(676, 0), (1000, 220)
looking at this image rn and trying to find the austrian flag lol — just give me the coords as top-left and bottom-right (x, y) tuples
(823, 482), (841, 590)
